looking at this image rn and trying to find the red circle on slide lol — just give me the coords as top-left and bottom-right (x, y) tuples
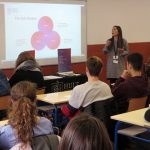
(38, 16), (53, 33)
(46, 31), (61, 49)
(31, 31), (46, 50)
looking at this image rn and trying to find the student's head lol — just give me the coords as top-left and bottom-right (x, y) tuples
(86, 56), (103, 77)
(127, 52), (143, 72)
(58, 113), (113, 150)
(112, 25), (122, 38)
(8, 81), (37, 145)
(15, 51), (35, 68)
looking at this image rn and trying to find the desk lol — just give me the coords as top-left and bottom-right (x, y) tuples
(111, 108), (150, 150)
(111, 108), (150, 128)
(37, 90), (71, 104)
(0, 91), (71, 127)
(37, 90), (71, 126)
(44, 74), (87, 93)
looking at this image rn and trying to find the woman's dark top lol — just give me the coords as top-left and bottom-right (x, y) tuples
(9, 60), (44, 88)
(9, 70), (44, 88)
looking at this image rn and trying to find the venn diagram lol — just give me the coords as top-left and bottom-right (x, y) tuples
(31, 16), (61, 50)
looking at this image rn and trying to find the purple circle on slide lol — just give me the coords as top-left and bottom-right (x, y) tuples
(31, 31), (46, 50)
(46, 31), (61, 49)
(38, 16), (53, 33)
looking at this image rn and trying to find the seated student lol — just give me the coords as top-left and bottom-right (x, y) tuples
(0, 81), (53, 150)
(9, 51), (44, 88)
(61, 56), (113, 118)
(0, 69), (10, 96)
(145, 56), (150, 78)
(0, 69), (10, 120)
(112, 52), (148, 114)
(145, 57), (150, 105)
(58, 113), (113, 150)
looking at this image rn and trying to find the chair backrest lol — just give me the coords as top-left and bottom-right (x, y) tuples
(83, 98), (117, 140)
(10, 134), (59, 150)
(83, 98), (117, 120)
(36, 87), (45, 95)
(0, 95), (11, 110)
(128, 96), (147, 112)
(31, 134), (59, 150)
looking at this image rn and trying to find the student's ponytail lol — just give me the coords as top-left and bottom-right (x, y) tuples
(9, 96), (37, 144)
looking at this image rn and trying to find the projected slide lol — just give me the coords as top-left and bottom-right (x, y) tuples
(4, 2), (81, 60)
(0, 1), (87, 68)
(31, 16), (61, 50)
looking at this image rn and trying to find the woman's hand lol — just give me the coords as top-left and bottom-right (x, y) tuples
(105, 40), (111, 47)
(121, 70), (131, 79)
(118, 48), (124, 53)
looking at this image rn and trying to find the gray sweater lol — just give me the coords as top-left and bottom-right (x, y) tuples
(102, 38), (129, 79)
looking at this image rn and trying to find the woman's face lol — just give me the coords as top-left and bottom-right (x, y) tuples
(112, 26), (119, 37)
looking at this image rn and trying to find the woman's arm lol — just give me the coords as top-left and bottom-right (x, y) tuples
(102, 40), (111, 54)
(119, 39), (129, 56)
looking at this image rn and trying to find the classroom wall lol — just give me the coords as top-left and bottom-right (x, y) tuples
(87, 0), (150, 44)
(3, 0), (150, 83)
(4, 42), (150, 84)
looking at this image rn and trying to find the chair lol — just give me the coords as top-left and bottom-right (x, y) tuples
(83, 98), (117, 140)
(0, 95), (11, 110)
(10, 134), (60, 150)
(31, 134), (59, 150)
(128, 96), (148, 112)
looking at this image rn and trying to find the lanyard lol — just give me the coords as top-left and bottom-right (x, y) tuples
(113, 40), (118, 56)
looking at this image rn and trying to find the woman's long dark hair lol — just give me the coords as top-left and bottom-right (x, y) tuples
(58, 113), (113, 150)
(109, 25), (123, 49)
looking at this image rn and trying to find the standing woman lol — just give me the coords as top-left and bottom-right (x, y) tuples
(0, 81), (53, 150)
(102, 25), (129, 85)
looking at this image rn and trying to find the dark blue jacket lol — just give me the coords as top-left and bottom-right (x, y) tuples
(0, 70), (10, 96)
